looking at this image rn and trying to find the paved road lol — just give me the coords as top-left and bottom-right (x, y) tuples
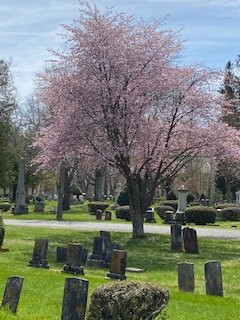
(4, 219), (240, 239)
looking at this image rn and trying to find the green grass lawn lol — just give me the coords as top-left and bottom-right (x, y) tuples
(1, 226), (240, 319)
(3, 200), (240, 230)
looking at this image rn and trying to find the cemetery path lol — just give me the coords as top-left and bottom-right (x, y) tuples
(4, 219), (240, 239)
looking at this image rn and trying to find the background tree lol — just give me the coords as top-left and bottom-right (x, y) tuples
(35, 3), (240, 238)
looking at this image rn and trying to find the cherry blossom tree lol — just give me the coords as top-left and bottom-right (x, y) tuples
(34, 3), (240, 238)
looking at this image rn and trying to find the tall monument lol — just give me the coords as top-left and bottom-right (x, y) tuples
(13, 158), (28, 215)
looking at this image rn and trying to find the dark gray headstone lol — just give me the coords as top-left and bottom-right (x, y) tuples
(0, 226), (5, 249)
(171, 224), (182, 251)
(86, 236), (108, 268)
(61, 278), (88, 320)
(145, 209), (156, 223)
(99, 231), (111, 242)
(96, 210), (102, 220)
(62, 243), (84, 275)
(28, 239), (49, 268)
(178, 262), (194, 292)
(34, 202), (44, 213)
(57, 247), (67, 262)
(81, 247), (88, 265)
(183, 227), (199, 254)
(1, 276), (24, 313)
(205, 260), (223, 297)
(105, 211), (112, 221)
(107, 249), (127, 280)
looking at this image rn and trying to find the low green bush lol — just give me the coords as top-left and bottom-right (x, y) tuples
(221, 207), (240, 221)
(115, 206), (131, 221)
(185, 206), (216, 225)
(187, 192), (195, 203)
(87, 281), (169, 320)
(155, 205), (174, 219)
(188, 201), (200, 207)
(0, 203), (12, 212)
(117, 186), (129, 206)
(215, 203), (239, 210)
(87, 202), (109, 214)
(163, 200), (178, 211)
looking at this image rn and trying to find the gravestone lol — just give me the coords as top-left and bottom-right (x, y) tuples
(61, 278), (89, 320)
(183, 227), (199, 254)
(13, 158), (28, 215)
(0, 216), (8, 252)
(164, 211), (174, 224)
(57, 247), (67, 262)
(107, 249), (127, 280)
(28, 239), (49, 268)
(105, 243), (121, 267)
(105, 210), (112, 221)
(178, 262), (194, 292)
(100, 230), (111, 242)
(1, 276), (24, 313)
(171, 224), (182, 251)
(87, 236), (108, 267)
(62, 243), (84, 275)
(205, 260), (223, 297)
(145, 208), (156, 223)
(176, 185), (188, 224)
(96, 210), (102, 220)
(34, 196), (45, 213)
(236, 191), (240, 205)
(81, 247), (88, 265)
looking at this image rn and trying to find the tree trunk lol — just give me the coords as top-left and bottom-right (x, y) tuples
(94, 168), (105, 201)
(225, 180), (232, 202)
(62, 168), (71, 211)
(57, 164), (65, 221)
(127, 176), (148, 239)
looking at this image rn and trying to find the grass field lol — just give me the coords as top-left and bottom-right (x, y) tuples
(0, 226), (240, 319)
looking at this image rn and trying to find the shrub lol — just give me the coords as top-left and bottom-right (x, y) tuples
(163, 200), (178, 212)
(87, 281), (170, 320)
(117, 186), (129, 206)
(188, 201), (200, 207)
(221, 207), (240, 221)
(0, 203), (12, 212)
(185, 206), (216, 225)
(215, 203), (239, 210)
(115, 206), (131, 221)
(167, 190), (177, 200)
(187, 193), (195, 204)
(155, 205), (174, 219)
(88, 202), (109, 214)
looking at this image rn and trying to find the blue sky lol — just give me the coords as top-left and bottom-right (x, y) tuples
(0, 0), (240, 100)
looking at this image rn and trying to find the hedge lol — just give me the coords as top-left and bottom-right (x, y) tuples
(87, 281), (169, 320)
(221, 207), (240, 221)
(115, 206), (131, 221)
(155, 205), (175, 219)
(185, 206), (216, 225)
(163, 200), (178, 211)
(87, 202), (109, 214)
(0, 203), (12, 212)
(215, 203), (239, 210)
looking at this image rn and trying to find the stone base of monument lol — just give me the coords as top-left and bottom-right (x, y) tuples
(107, 272), (127, 280)
(28, 260), (49, 269)
(12, 205), (28, 215)
(86, 258), (107, 268)
(62, 264), (84, 275)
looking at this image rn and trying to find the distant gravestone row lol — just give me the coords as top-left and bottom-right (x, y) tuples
(178, 260), (223, 297)
(171, 225), (199, 254)
(26, 231), (128, 281)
